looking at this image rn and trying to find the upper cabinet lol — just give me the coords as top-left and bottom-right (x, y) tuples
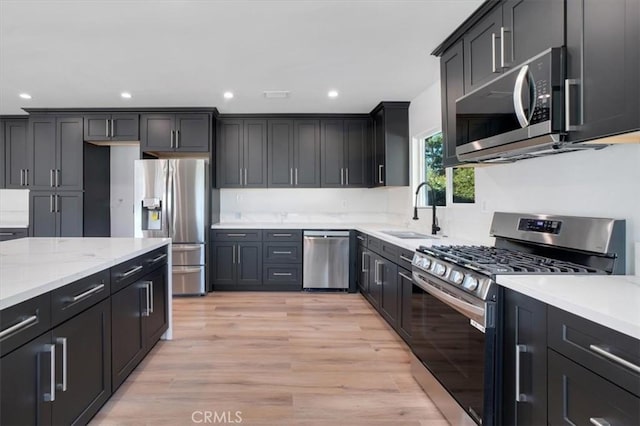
(371, 102), (410, 187)
(463, 6), (504, 93)
(440, 41), (465, 168)
(140, 113), (210, 152)
(2, 118), (28, 189)
(267, 119), (295, 188)
(84, 113), (139, 142)
(320, 119), (369, 188)
(292, 120), (321, 188)
(565, 0), (639, 142)
(217, 119), (268, 188)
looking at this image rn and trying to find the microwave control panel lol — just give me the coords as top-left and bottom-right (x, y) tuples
(531, 78), (550, 125)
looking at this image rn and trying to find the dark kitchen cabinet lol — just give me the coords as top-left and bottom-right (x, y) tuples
(210, 242), (236, 286)
(378, 257), (398, 328)
(143, 265), (169, 349)
(3, 118), (28, 188)
(463, 6), (503, 92)
(501, 288), (547, 426)
(50, 299), (111, 426)
(397, 267), (413, 343)
(0, 120), (4, 188)
(211, 241), (262, 287)
(371, 103), (409, 187)
(237, 243), (263, 285)
(217, 119), (267, 188)
(267, 119), (295, 187)
(367, 253), (382, 307)
(84, 114), (139, 142)
(293, 120), (321, 187)
(141, 113), (210, 152)
(565, 0), (639, 143)
(0, 227), (28, 241)
(30, 191), (83, 237)
(320, 119), (369, 188)
(357, 244), (370, 295)
(440, 41), (465, 168)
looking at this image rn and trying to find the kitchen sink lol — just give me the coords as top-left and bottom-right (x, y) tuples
(380, 230), (436, 239)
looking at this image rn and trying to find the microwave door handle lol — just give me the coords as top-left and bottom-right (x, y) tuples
(513, 65), (530, 128)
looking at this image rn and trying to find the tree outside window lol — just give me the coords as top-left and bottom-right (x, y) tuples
(423, 132), (446, 206)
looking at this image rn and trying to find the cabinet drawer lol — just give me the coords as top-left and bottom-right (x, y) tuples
(0, 228), (28, 241)
(211, 229), (262, 242)
(263, 242), (302, 263)
(263, 229), (302, 242)
(398, 248), (415, 269)
(171, 244), (203, 265)
(51, 269), (110, 327)
(0, 293), (51, 357)
(548, 349), (640, 425)
(380, 241), (399, 263)
(355, 231), (367, 246)
(367, 236), (382, 253)
(144, 246), (168, 271)
(111, 255), (146, 294)
(548, 306), (640, 397)
(263, 264), (302, 284)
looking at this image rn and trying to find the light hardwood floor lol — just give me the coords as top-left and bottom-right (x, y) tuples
(91, 292), (448, 425)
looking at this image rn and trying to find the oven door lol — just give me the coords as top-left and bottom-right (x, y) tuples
(411, 272), (496, 425)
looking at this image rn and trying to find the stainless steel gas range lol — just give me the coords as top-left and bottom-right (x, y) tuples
(410, 212), (626, 426)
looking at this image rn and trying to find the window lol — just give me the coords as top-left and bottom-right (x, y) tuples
(416, 131), (475, 206)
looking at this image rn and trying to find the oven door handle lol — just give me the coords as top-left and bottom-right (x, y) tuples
(413, 272), (486, 325)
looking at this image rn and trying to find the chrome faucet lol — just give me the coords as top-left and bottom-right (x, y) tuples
(413, 181), (441, 235)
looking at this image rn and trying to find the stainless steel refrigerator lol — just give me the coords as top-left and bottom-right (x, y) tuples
(134, 159), (208, 295)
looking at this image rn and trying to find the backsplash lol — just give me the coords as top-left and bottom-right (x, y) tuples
(0, 189), (29, 227)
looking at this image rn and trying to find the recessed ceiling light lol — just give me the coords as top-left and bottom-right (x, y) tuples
(121, 92), (132, 99)
(223, 91), (234, 99)
(328, 90), (339, 98)
(263, 91), (290, 99)
(19, 93), (32, 99)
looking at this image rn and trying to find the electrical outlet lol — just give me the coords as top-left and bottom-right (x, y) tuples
(481, 200), (489, 213)
(342, 199), (347, 209)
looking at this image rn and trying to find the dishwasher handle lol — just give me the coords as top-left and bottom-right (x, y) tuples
(303, 230), (350, 238)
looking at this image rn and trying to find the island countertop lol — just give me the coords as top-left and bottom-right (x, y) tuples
(0, 237), (171, 310)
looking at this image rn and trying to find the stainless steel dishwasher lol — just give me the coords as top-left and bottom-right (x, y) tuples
(303, 230), (350, 290)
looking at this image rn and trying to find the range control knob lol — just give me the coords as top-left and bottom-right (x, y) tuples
(449, 270), (464, 285)
(463, 276), (479, 291)
(421, 258), (432, 269)
(433, 263), (447, 276)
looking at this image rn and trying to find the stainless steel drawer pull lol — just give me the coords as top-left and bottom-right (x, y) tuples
(273, 272), (293, 277)
(272, 233), (292, 237)
(361, 251), (369, 272)
(149, 281), (154, 314)
(515, 344), (528, 402)
(44, 343), (56, 402)
(589, 344), (640, 374)
(50, 169), (55, 187)
(356, 235), (365, 241)
(149, 253), (168, 263)
(272, 251), (292, 255)
(226, 233), (247, 237)
(0, 232), (15, 236)
(105, 119), (110, 137)
(399, 255), (413, 263)
(398, 272), (413, 282)
(0, 315), (38, 340)
(111, 119), (115, 138)
(589, 418), (610, 426)
(119, 265), (143, 279)
(56, 337), (68, 391)
(69, 284), (105, 303)
(20, 169), (25, 186)
(143, 282), (151, 316)
(378, 165), (384, 184)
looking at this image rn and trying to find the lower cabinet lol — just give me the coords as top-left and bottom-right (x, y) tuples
(378, 257), (398, 328)
(0, 227), (29, 241)
(211, 241), (263, 288)
(30, 191), (83, 237)
(397, 267), (413, 343)
(356, 244), (370, 295)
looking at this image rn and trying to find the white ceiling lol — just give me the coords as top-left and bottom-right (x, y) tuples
(0, 0), (482, 115)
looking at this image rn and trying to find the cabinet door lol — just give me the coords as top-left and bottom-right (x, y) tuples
(51, 299), (111, 426)
(57, 192), (83, 237)
(368, 254), (382, 307)
(111, 281), (146, 391)
(441, 41), (465, 168)
(4, 119), (28, 188)
(110, 114), (139, 141)
(27, 115), (56, 190)
(293, 120), (320, 187)
(83, 115), (110, 141)
(566, 0), (639, 142)
(379, 259), (398, 328)
(175, 113), (209, 152)
(243, 119), (267, 187)
(30, 191), (57, 237)
(268, 119), (294, 187)
(140, 114), (174, 151)
(398, 268), (413, 343)
(217, 119), (243, 188)
(144, 266), (168, 348)
(502, 288), (547, 426)
(211, 242), (237, 286)
(464, 6), (503, 92)
(320, 119), (345, 187)
(356, 245), (368, 293)
(0, 332), (53, 425)
(502, 0), (564, 70)
(56, 116), (83, 191)
(344, 119), (369, 187)
(237, 243), (263, 286)
(373, 109), (385, 187)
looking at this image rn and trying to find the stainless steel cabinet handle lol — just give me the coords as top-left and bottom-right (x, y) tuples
(50, 169), (55, 187)
(55, 194), (59, 213)
(20, 169), (24, 186)
(170, 130), (174, 148)
(143, 282), (151, 316)
(239, 168), (243, 186)
(361, 251), (369, 272)
(340, 168), (344, 186)
(295, 168), (298, 185)
(589, 344), (640, 374)
(374, 259), (379, 284)
(68, 283), (105, 303)
(111, 119), (115, 138)
(515, 344), (527, 402)
(105, 119), (110, 138)
(226, 233), (247, 237)
(119, 265), (143, 279)
(175, 130), (180, 149)
(290, 168), (293, 185)
(232, 244), (236, 264)
(25, 169), (29, 185)
(56, 337), (68, 391)
(273, 272), (292, 277)
(149, 281), (154, 314)
(589, 418), (610, 426)
(565, 78), (582, 131)
(399, 255), (413, 263)
(356, 235), (365, 241)
(0, 315), (38, 340)
(272, 233), (292, 237)
(491, 32), (498, 73)
(272, 251), (292, 255)
(398, 272), (413, 282)
(500, 26), (509, 69)
(50, 194), (54, 213)
(378, 165), (384, 184)
(56, 169), (60, 187)
(244, 168), (247, 186)
(237, 245), (241, 264)
(346, 168), (349, 186)
(149, 253), (168, 263)
(44, 343), (56, 402)
(0, 232), (15, 236)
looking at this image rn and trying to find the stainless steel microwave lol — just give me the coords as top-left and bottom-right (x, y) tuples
(455, 47), (566, 162)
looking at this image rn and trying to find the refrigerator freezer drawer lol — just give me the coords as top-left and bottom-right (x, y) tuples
(172, 266), (205, 295)
(172, 243), (205, 265)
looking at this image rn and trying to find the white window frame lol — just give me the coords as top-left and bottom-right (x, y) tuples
(412, 128), (448, 209)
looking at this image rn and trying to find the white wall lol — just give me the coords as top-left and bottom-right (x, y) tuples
(407, 84), (640, 274)
(110, 146), (139, 237)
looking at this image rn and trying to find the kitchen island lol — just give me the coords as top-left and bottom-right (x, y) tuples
(0, 237), (171, 425)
